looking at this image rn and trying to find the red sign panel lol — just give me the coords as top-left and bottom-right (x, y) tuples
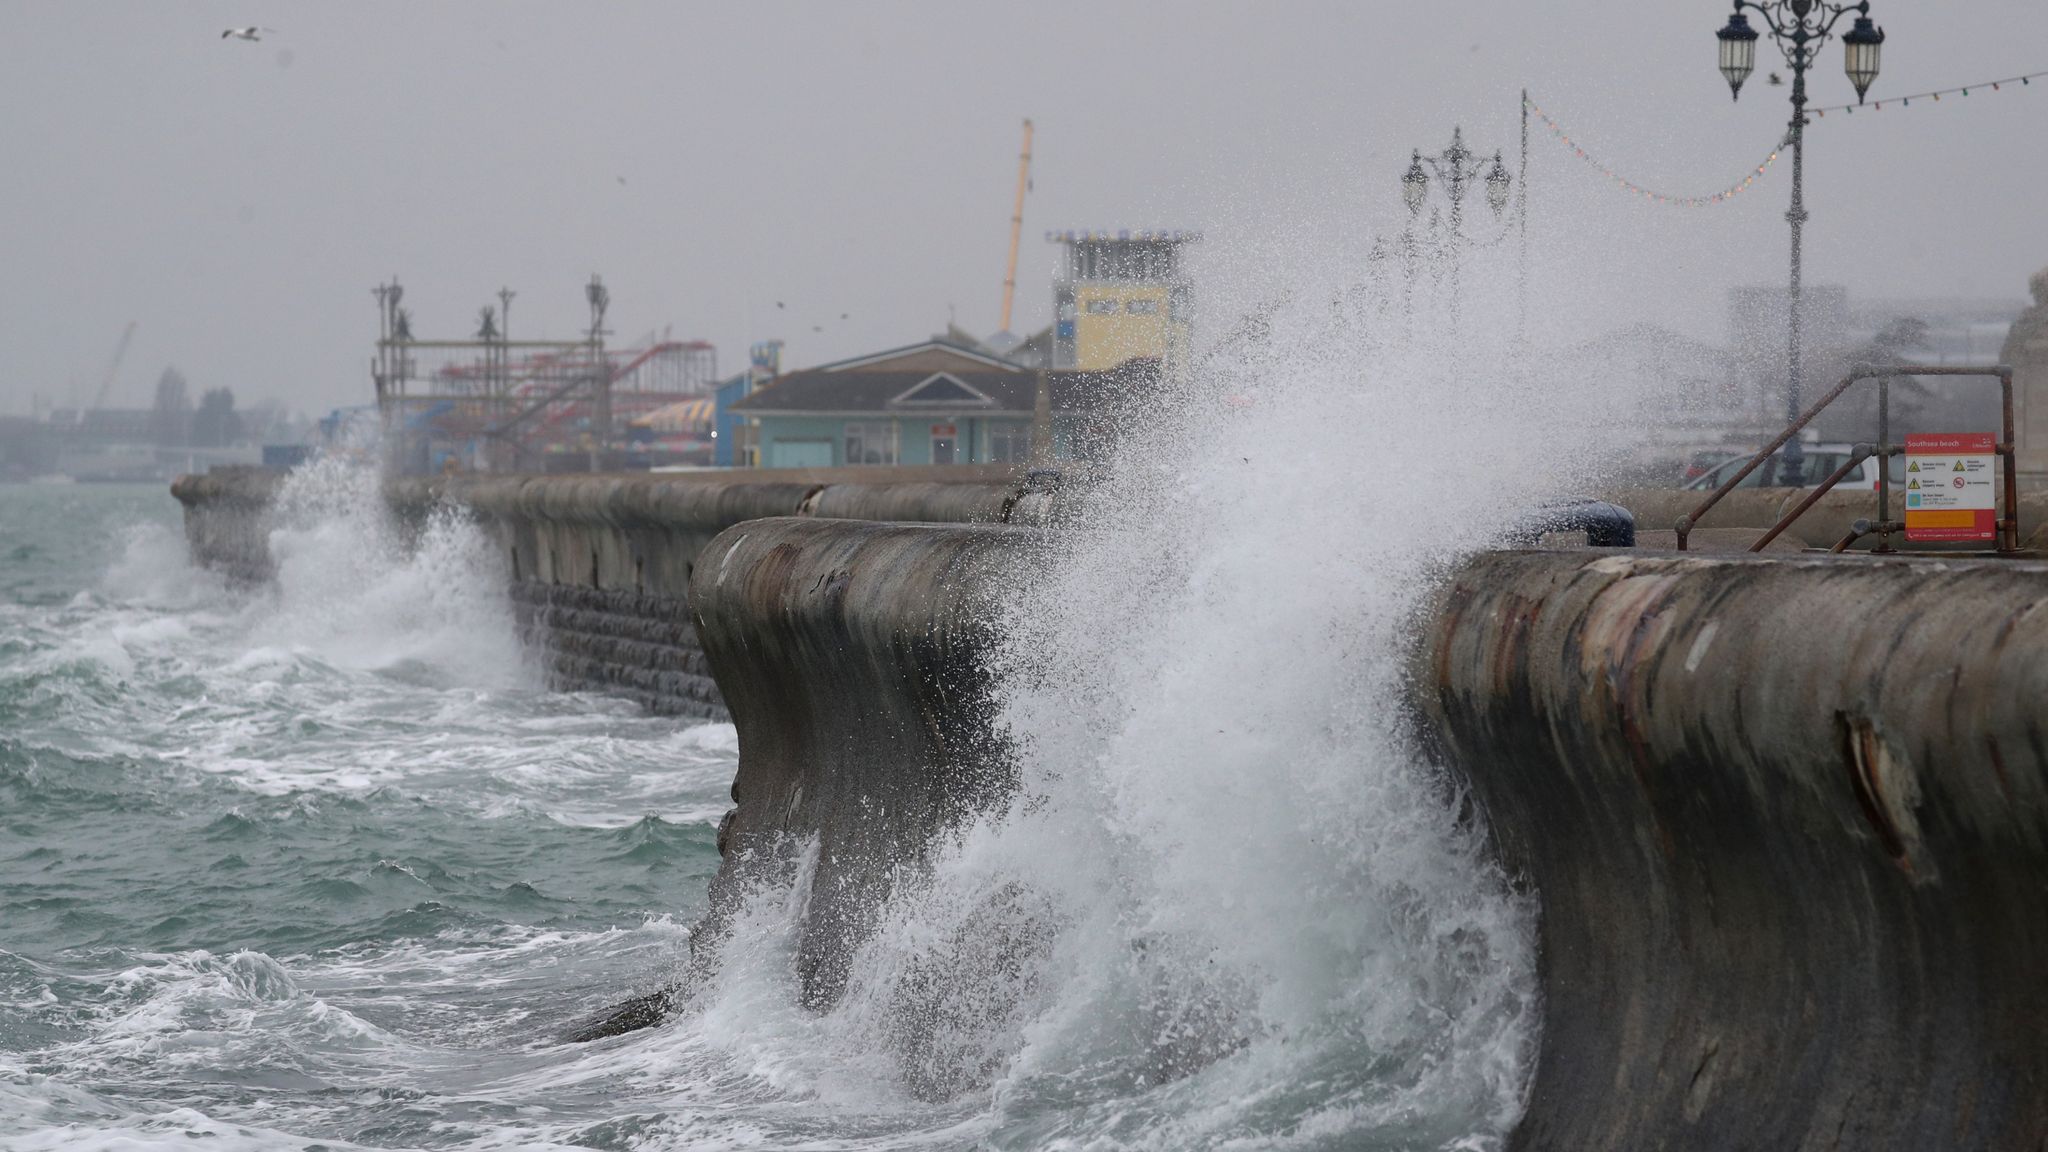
(1902, 433), (1997, 543)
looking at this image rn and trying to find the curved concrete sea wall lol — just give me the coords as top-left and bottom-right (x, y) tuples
(687, 518), (1035, 1006)
(404, 473), (1051, 716)
(175, 466), (1062, 717)
(1419, 552), (2048, 1150)
(690, 519), (2048, 1150)
(395, 473), (843, 716)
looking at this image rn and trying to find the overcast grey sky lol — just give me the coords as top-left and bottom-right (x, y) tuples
(3, 1), (2045, 414)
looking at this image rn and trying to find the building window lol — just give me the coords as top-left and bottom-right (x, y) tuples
(989, 423), (1029, 463)
(1125, 298), (1159, 315)
(1085, 299), (1119, 315)
(844, 421), (898, 465)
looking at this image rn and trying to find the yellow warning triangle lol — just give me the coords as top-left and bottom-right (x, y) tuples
(1908, 460), (1921, 472)
(1954, 460), (1966, 471)
(1908, 478), (1921, 490)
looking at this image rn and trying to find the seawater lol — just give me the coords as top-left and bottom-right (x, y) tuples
(2, 363), (1563, 1150)
(1, 481), (733, 1150)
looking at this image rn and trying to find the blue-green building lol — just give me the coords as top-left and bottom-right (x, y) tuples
(729, 339), (1156, 468)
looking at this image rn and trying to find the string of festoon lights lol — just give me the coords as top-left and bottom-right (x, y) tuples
(1524, 94), (1786, 208)
(1810, 69), (2044, 117)
(1527, 70), (2042, 208)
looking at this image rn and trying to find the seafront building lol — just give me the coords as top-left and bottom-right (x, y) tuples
(716, 229), (1196, 470)
(1049, 230), (1198, 374)
(728, 339), (1157, 468)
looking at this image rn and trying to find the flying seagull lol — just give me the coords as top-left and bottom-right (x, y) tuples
(221, 27), (275, 42)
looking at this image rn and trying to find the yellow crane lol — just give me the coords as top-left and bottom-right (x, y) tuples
(998, 119), (1034, 335)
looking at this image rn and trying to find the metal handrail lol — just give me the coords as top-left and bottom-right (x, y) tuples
(1748, 443), (1872, 552)
(1676, 364), (2018, 554)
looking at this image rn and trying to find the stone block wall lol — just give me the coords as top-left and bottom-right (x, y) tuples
(509, 583), (724, 718)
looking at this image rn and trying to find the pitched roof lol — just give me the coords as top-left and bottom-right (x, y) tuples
(811, 338), (1022, 374)
(732, 358), (1162, 416)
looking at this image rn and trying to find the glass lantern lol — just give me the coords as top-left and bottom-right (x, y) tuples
(1403, 153), (1428, 216)
(1485, 153), (1511, 216)
(1717, 12), (1760, 100)
(1843, 16), (1884, 104)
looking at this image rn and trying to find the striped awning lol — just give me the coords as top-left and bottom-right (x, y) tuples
(631, 397), (715, 433)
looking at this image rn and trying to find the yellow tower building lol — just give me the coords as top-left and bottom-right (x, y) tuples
(1049, 230), (1198, 373)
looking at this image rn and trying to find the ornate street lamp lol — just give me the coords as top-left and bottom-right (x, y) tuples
(1396, 126), (1512, 338)
(1404, 128), (1510, 223)
(1712, 0), (1883, 480)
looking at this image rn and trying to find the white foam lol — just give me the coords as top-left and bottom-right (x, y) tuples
(663, 255), (1664, 1147)
(100, 523), (228, 612)
(255, 457), (535, 689)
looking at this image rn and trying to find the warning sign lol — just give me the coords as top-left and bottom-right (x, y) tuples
(1903, 433), (1997, 543)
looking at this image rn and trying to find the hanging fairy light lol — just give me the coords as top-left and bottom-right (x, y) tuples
(1809, 68), (2045, 117)
(1524, 96), (1786, 208)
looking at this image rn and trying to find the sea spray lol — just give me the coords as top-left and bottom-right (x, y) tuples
(0, 276), (1672, 1149)
(681, 284), (1660, 1148)
(257, 456), (531, 687)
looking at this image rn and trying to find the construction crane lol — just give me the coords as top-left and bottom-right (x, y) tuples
(90, 321), (138, 410)
(998, 119), (1034, 335)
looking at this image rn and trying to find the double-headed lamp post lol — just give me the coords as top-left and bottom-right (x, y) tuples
(1401, 126), (1512, 334)
(1716, 0), (1884, 479)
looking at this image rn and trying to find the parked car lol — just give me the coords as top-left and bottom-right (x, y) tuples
(1683, 444), (1907, 491)
(1681, 448), (1741, 484)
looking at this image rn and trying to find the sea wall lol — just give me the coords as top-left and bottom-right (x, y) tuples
(411, 472), (1061, 716)
(169, 466), (284, 583)
(1418, 551), (2048, 1150)
(175, 466), (1064, 717)
(170, 465), (2048, 635)
(171, 468), (2048, 1140)
(689, 518), (2048, 1151)
(687, 518), (1033, 1006)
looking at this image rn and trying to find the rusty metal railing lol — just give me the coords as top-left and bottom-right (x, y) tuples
(1675, 364), (2018, 554)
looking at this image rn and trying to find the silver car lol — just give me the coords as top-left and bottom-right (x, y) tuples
(1684, 443), (1908, 491)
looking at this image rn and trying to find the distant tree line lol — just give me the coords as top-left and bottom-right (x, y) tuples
(150, 366), (243, 447)
(192, 387), (243, 447)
